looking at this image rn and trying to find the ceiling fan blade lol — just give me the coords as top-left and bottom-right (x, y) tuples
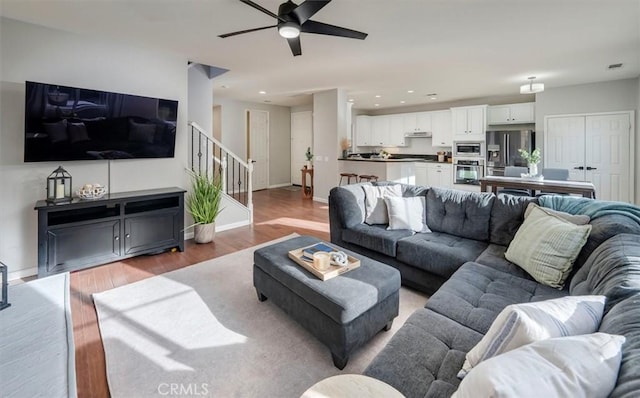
(287, 36), (302, 56)
(239, 0), (286, 22)
(292, 0), (331, 24)
(301, 20), (367, 40)
(218, 25), (276, 38)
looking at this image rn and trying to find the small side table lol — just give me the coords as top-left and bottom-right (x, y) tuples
(301, 168), (313, 199)
(301, 374), (404, 398)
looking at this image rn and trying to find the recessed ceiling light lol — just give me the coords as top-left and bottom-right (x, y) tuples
(607, 63), (623, 70)
(374, 104), (380, 107)
(259, 91), (267, 94)
(348, 98), (354, 102)
(400, 101), (406, 104)
(426, 93), (438, 100)
(375, 95), (381, 98)
(407, 90), (414, 94)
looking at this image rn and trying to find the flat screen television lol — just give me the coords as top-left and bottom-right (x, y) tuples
(24, 81), (178, 162)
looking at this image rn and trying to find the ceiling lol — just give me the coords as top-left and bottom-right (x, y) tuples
(2, 0), (639, 110)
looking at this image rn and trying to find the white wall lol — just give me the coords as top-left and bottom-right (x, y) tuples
(313, 89), (347, 202)
(214, 97), (291, 187)
(535, 78), (639, 203)
(187, 64), (213, 133)
(0, 18), (189, 278)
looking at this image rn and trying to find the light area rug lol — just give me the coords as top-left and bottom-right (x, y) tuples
(93, 233), (428, 398)
(0, 272), (77, 398)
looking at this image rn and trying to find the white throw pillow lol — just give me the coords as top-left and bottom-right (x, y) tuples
(384, 196), (431, 233)
(453, 333), (625, 398)
(361, 185), (402, 225)
(458, 295), (606, 378)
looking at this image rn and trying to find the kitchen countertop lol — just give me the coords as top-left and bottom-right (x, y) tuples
(339, 157), (451, 164)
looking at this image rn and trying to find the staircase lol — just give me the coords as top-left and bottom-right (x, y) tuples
(188, 122), (253, 230)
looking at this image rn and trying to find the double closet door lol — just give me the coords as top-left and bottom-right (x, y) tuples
(544, 112), (634, 202)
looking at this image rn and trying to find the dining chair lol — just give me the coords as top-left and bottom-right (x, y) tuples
(500, 166), (531, 196)
(537, 168), (570, 197)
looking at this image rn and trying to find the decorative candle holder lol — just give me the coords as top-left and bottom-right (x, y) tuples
(46, 166), (72, 204)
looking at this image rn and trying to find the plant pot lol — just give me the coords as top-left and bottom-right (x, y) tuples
(528, 163), (539, 177)
(306, 161), (313, 169)
(194, 223), (215, 244)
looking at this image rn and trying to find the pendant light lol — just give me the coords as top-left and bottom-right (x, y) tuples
(520, 76), (544, 94)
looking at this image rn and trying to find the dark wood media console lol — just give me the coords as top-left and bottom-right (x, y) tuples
(35, 187), (185, 277)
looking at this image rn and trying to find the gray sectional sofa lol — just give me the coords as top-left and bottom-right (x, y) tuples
(328, 182), (640, 397)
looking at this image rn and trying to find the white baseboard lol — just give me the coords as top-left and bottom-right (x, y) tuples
(312, 196), (328, 204)
(216, 219), (251, 232)
(9, 267), (38, 281)
(268, 182), (292, 189)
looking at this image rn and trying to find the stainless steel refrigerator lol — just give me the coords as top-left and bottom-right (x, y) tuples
(485, 130), (535, 176)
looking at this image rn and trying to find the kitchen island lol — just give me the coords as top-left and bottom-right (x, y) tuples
(338, 155), (453, 187)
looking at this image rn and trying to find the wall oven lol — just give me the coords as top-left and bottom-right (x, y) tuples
(455, 142), (484, 157)
(454, 159), (484, 185)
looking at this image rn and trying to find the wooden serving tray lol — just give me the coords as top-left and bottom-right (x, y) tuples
(288, 243), (360, 281)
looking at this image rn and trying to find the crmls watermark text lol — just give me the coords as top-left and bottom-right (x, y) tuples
(157, 383), (210, 396)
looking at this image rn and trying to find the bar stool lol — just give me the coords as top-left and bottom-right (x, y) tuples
(359, 175), (379, 183)
(339, 173), (358, 185)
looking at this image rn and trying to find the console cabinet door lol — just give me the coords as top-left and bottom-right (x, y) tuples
(124, 210), (181, 255)
(46, 220), (121, 274)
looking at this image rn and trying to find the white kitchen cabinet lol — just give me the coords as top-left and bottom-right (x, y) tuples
(371, 116), (389, 146)
(426, 163), (453, 188)
(488, 103), (534, 124)
(355, 115), (372, 146)
(414, 163), (428, 186)
(403, 112), (432, 133)
(431, 110), (452, 147)
(452, 105), (486, 140)
(387, 115), (406, 146)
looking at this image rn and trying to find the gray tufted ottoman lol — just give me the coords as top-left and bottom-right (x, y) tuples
(253, 235), (400, 369)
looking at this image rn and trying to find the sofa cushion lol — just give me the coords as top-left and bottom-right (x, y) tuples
(571, 234), (640, 312)
(575, 214), (640, 271)
(598, 293), (640, 398)
(505, 205), (592, 289)
(341, 224), (413, 257)
(453, 333), (625, 398)
(364, 308), (483, 398)
(460, 295), (606, 377)
(426, 187), (495, 241)
(425, 262), (567, 334)
(475, 244), (532, 279)
(525, 203), (591, 225)
(489, 194), (538, 246)
(396, 233), (488, 279)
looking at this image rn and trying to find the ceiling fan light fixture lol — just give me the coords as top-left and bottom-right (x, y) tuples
(278, 22), (300, 38)
(520, 76), (544, 94)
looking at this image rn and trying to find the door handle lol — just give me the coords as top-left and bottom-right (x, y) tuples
(586, 167), (597, 170)
(573, 166), (585, 170)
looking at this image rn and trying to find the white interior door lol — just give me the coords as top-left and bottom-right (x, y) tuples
(291, 111), (312, 185)
(585, 114), (631, 202)
(248, 110), (269, 191)
(545, 116), (586, 181)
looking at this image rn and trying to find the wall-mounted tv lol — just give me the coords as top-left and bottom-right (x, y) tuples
(24, 81), (178, 162)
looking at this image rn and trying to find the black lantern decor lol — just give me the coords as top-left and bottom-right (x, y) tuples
(46, 166), (72, 203)
(0, 261), (10, 311)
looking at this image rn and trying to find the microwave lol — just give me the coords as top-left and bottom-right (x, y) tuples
(455, 142), (483, 157)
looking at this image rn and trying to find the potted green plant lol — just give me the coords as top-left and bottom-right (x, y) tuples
(186, 171), (224, 243)
(518, 147), (542, 176)
(305, 147), (314, 169)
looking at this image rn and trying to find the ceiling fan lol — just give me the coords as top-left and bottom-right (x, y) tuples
(219, 0), (368, 56)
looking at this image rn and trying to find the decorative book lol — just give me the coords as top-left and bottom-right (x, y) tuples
(288, 242), (360, 281)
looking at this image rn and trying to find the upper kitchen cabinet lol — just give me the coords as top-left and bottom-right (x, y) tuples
(387, 115), (406, 146)
(488, 102), (535, 124)
(355, 115), (372, 146)
(365, 115), (406, 147)
(371, 116), (389, 146)
(403, 112), (432, 133)
(431, 110), (452, 147)
(452, 105), (487, 140)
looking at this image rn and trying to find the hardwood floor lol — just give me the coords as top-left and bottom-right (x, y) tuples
(70, 187), (329, 398)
